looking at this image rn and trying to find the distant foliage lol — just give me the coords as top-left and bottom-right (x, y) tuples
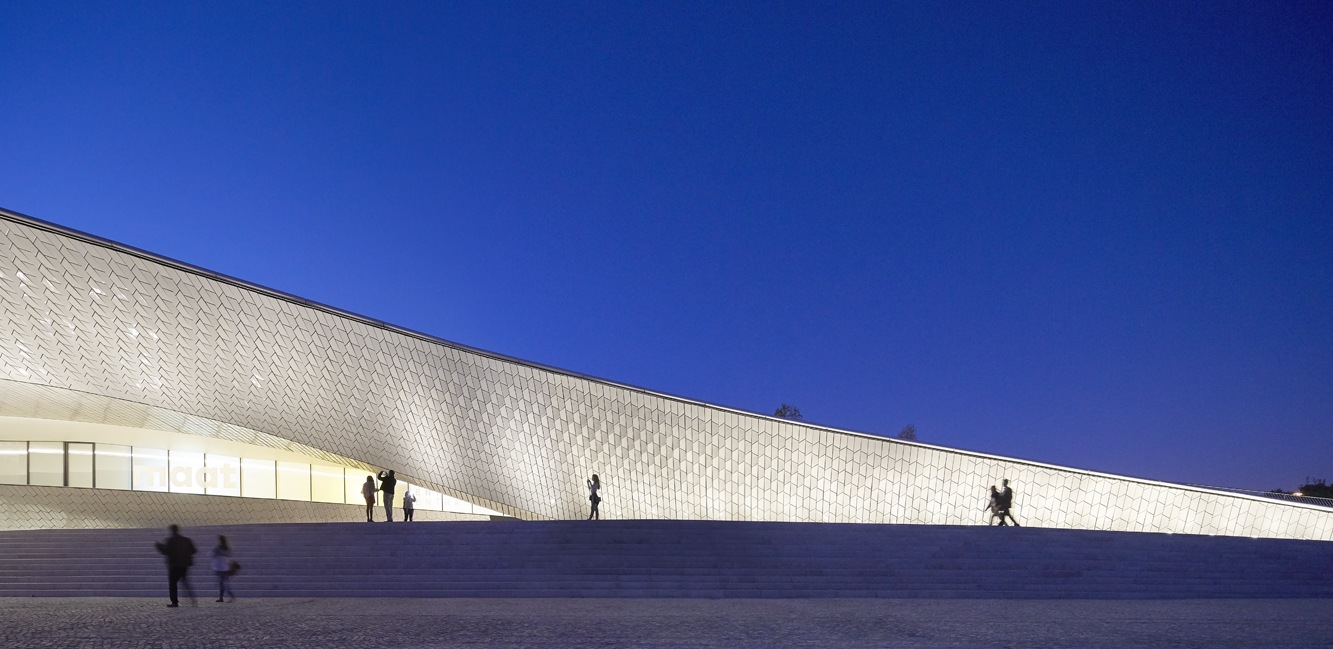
(1297, 479), (1333, 499)
(897, 424), (918, 441)
(773, 403), (804, 421)
(1272, 479), (1333, 499)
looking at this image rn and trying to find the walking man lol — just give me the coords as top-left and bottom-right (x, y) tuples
(996, 479), (1021, 527)
(155, 524), (197, 607)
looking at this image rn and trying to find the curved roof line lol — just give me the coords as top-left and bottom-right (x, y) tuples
(4, 206), (1296, 508)
(3, 206), (904, 434)
(0, 207), (720, 408)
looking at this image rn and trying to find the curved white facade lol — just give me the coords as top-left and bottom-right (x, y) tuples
(1, 208), (1330, 539)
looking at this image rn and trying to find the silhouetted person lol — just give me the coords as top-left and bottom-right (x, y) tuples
(587, 474), (601, 520)
(986, 485), (1001, 525)
(362, 475), (377, 522)
(211, 535), (236, 602)
(380, 470), (397, 522)
(403, 489), (416, 522)
(996, 479), (1020, 527)
(155, 524), (197, 607)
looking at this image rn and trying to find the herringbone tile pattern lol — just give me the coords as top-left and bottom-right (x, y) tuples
(1, 210), (1330, 539)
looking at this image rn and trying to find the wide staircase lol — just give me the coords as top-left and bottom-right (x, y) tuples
(1, 520), (1330, 598)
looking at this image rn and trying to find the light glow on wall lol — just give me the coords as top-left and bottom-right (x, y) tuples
(0, 432), (499, 517)
(0, 210), (1329, 539)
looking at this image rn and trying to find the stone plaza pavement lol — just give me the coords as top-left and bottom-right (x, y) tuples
(2, 597), (1331, 648)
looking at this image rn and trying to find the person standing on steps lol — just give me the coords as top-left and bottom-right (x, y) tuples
(211, 535), (237, 602)
(403, 488), (416, 522)
(985, 485), (1001, 526)
(586, 474), (601, 520)
(996, 479), (1021, 527)
(362, 475), (377, 522)
(155, 524), (197, 607)
(380, 470), (398, 522)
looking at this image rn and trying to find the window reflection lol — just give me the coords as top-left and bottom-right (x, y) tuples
(0, 442), (26, 485)
(2, 438), (483, 517)
(132, 448), (169, 492)
(67, 443), (93, 488)
(95, 444), (132, 490)
(241, 458), (276, 499)
(168, 451), (205, 495)
(276, 461), (311, 501)
(311, 465), (345, 504)
(205, 454), (241, 497)
(28, 442), (64, 487)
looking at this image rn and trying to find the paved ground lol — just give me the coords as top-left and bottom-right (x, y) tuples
(3, 597), (1329, 648)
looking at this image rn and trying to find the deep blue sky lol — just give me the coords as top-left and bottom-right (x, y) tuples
(3, 2), (1330, 491)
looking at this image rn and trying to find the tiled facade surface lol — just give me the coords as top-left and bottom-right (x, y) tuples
(0, 484), (486, 530)
(1, 209), (1331, 539)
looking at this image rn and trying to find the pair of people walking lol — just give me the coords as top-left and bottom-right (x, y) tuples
(986, 479), (1020, 526)
(362, 471), (416, 522)
(156, 525), (237, 606)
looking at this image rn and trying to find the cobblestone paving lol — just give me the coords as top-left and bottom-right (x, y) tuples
(3, 597), (1330, 648)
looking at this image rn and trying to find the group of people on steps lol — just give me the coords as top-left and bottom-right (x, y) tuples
(358, 469), (604, 523)
(361, 470), (418, 523)
(156, 474), (1022, 606)
(153, 472), (604, 606)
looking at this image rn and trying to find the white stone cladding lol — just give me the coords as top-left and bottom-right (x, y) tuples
(1, 209), (1330, 539)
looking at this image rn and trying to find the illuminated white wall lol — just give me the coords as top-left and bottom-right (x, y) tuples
(0, 417), (502, 523)
(1, 209), (1331, 539)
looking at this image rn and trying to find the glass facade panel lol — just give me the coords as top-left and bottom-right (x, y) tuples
(311, 465), (345, 504)
(241, 458), (276, 499)
(29, 441), (65, 486)
(443, 492), (479, 515)
(169, 451), (206, 494)
(1, 435), (495, 516)
(346, 471), (374, 506)
(276, 461), (310, 501)
(0, 441), (26, 485)
(205, 454), (241, 497)
(411, 484), (442, 512)
(133, 447), (169, 492)
(95, 444), (132, 490)
(67, 443), (93, 488)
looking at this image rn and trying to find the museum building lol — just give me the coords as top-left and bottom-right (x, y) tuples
(1, 207), (1329, 540)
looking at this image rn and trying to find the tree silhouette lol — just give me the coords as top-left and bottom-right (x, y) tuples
(773, 403), (803, 421)
(1297, 479), (1332, 499)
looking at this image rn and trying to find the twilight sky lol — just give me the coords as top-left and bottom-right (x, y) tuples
(2, 2), (1330, 491)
